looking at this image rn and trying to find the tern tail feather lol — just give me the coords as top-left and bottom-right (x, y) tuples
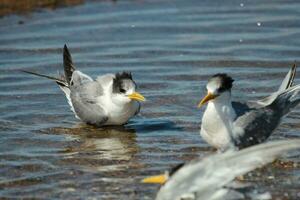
(278, 63), (296, 91)
(21, 70), (68, 87)
(257, 63), (297, 106)
(21, 69), (75, 114)
(271, 83), (300, 115)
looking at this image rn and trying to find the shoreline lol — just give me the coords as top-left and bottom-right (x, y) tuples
(0, 0), (84, 17)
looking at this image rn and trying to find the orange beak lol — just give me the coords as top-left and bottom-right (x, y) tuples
(141, 174), (168, 185)
(128, 92), (146, 102)
(198, 92), (217, 108)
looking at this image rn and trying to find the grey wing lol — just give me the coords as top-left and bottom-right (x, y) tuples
(156, 140), (300, 200)
(96, 74), (115, 88)
(233, 107), (280, 149)
(71, 70), (93, 86)
(70, 81), (108, 126)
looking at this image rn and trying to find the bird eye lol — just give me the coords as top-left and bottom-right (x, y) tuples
(120, 88), (126, 93)
(217, 87), (225, 93)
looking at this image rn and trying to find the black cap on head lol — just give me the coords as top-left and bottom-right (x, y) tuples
(115, 71), (133, 81)
(211, 73), (234, 92)
(112, 71), (133, 93)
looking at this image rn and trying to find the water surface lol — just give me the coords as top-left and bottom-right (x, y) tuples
(1, 0), (300, 199)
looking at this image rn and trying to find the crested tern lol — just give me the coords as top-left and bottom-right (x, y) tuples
(142, 139), (300, 200)
(22, 45), (145, 126)
(198, 64), (300, 150)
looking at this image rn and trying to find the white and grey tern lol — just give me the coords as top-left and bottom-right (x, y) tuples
(22, 45), (145, 126)
(198, 64), (300, 151)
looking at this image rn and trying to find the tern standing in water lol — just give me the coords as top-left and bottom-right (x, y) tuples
(22, 45), (145, 126)
(198, 64), (300, 151)
(142, 139), (300, 200)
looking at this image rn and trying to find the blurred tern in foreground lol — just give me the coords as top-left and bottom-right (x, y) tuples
(198, 64), (300, 151)
(142, 139), (300, 200)
(22, 45), (145, 126)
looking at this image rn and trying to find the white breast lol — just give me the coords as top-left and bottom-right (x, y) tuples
(200, 102), (236, 150)
(105, 101), (139, 125)
(96, 79), (139, 125)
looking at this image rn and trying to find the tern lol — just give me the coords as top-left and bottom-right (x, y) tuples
(198, 64), (300, 151)
(22, 45), (145, 126)
(142, 139), (300, 200)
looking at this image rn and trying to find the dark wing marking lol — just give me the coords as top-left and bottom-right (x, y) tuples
(286, 63), (296, 89)
(233, 107), (280, 149)
(63, 44), (76, 85)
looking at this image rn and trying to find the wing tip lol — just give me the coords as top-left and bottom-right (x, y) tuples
(292, 62), (297, 73)
(289, 62), (297, 88)
(62, 44), (76, 85)
(63, 44), (71, 58)
(292, 62), (297, 72)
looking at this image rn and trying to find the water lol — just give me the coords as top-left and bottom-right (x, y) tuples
(1, 0), (300, 199)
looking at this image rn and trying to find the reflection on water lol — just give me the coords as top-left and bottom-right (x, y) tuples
(44, 125), (138, 172)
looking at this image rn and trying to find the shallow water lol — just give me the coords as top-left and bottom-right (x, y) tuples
(0, 0), (300, 199)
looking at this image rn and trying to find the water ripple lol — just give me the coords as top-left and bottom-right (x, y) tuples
(1, 0), (300, 199)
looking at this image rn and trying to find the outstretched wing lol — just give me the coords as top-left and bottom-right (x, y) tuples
(156, 140), (300, 200)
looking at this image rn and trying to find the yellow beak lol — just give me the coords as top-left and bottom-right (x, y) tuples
(198, 92), (217, 108)
(141, 174), (167, 185)
(128, 92), (146, 102)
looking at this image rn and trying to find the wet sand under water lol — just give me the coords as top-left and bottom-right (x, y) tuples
(0, 0), (300, 199)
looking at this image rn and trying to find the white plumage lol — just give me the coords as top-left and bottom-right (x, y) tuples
(199, 64), (300, 150)
(146, 140), (300, 200)
(22, 45), (145, 126)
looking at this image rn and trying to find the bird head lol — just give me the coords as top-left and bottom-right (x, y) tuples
(198, 73), (234, 107)
(112, 72), (145, 103)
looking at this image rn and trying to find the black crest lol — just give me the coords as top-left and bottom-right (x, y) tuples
(212, 73), (234, 92)
(115, 71), (132, 81)
(112, 71), (133, 93)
